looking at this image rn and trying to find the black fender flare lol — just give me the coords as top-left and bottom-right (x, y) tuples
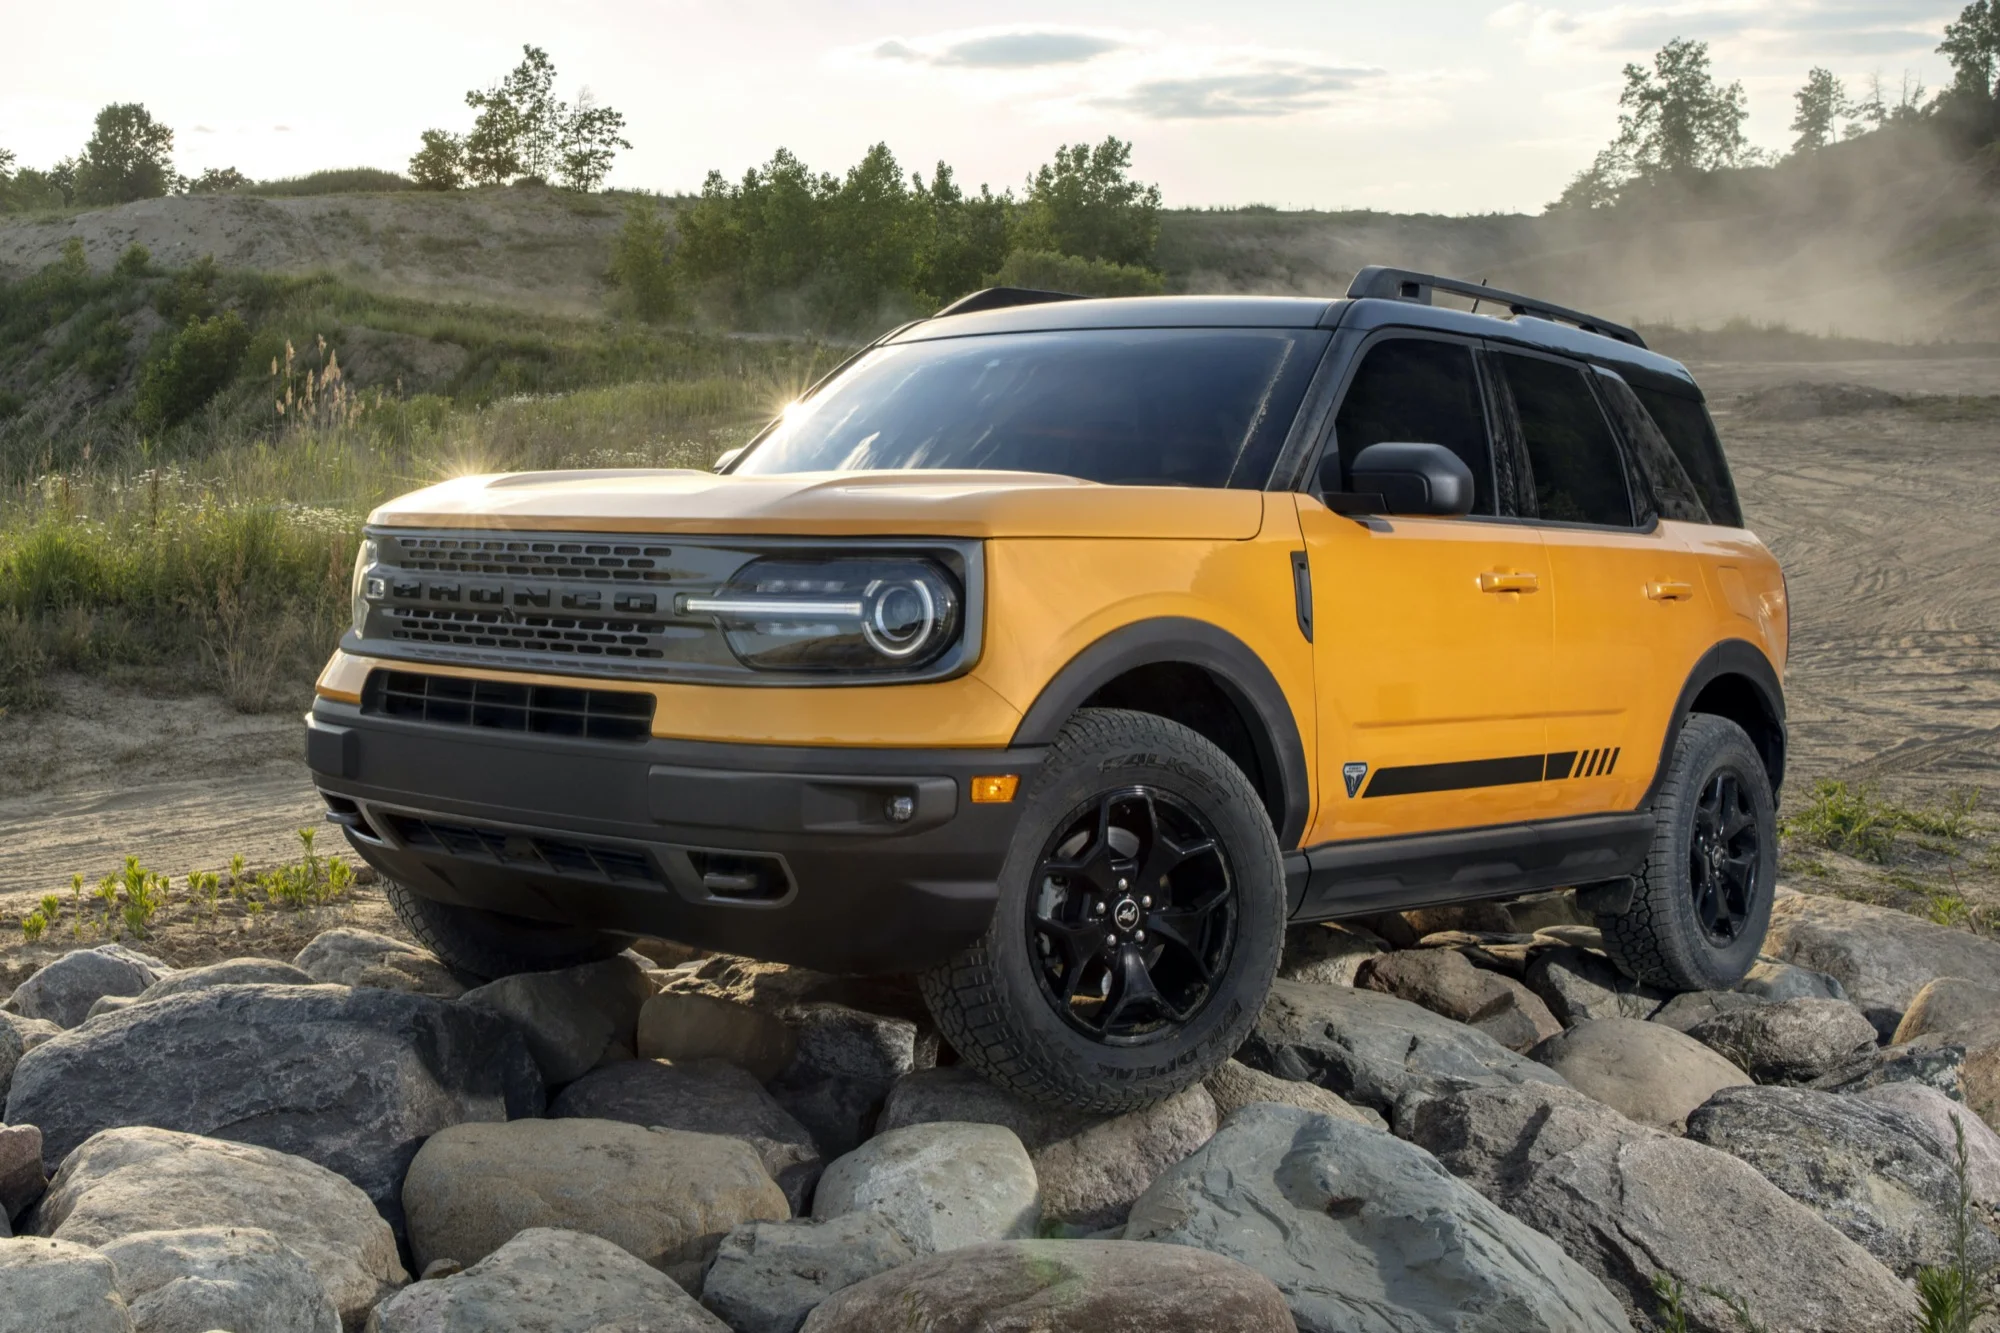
(1011, 617), (1312, 849)
(1643, 638), (1788, 805)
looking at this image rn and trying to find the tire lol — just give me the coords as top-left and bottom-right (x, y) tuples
(1599, 713), (1778, 991)
(920, 708), (1287, 1113)
(384, 878), (627, 981)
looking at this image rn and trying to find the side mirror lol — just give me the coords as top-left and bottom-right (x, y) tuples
(1346, 442), (1474, 517)
(713, 447), (744, 473)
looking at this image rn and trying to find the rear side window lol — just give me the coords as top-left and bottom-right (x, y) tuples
(1331, 338), (1495, 515)
(1631, 385), (1744, 527)
(1494, 352), (1634, 527)
(1594, 372), (1710, 524)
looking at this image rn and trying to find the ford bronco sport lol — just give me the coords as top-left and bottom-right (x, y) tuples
(307, 267), (1787, 1112)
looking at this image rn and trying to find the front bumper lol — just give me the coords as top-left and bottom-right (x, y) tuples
(306, 699), (1041, 973)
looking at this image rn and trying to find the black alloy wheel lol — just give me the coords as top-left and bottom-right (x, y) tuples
(1689, 770), (1761, 944)
(1026, 786), (1236, 1044)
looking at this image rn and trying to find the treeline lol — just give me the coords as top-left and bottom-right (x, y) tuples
(609, 137), (1164, 330)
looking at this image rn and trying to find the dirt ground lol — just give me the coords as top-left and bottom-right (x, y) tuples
(1, 355), (1996, 957)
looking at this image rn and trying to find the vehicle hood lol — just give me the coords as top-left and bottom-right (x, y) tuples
(368, 469), (1267, 540)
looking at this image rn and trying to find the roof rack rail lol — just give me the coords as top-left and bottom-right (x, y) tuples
(934, 286), (1089, 318)
(1345, 265), (1646, 350)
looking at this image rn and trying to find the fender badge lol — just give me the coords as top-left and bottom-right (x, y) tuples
(1342, 762), (1369, 798)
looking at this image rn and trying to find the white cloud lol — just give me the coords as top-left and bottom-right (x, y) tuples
(1487, 0), (1953, 62)
(872, 30), (1129, 69)
(1092, 56), (1387, 120)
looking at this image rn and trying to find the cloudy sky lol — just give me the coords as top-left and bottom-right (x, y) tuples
(1, 0), (1961, 214)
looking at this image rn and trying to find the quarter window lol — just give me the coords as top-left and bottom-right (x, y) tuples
(1330, 338), (1496, 515)
(1630, 384), (1744, 526)
(1495, 352), (1635, 527)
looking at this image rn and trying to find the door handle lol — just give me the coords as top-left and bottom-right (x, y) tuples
(1645, 580), (1695, 601)
(1478, 571), (1539, 594)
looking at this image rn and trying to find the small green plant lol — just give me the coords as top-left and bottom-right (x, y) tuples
(20, 910), (46, 942)
(1915, 1114), (1997, 1333)
(1901, 787), (1982, 841)
(114, 854), (168, 937)
(187, 869), (220, 920)
(1784, 779), (1901, 860)
(134, 310), (251, 430)
(1652, 1274), (1693, 1333)
(38, 892), (61, 925)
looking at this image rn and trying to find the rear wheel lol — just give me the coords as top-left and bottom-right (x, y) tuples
(1599, 714), (1777, 991)
(384, 878), (627, 980)
(921, 708), (1286, 1113)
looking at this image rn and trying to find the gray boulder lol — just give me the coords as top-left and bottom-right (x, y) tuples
(812, 1122), (1038, 1254)
(401, 1118), (787, 1289)
(133, 958), (316, 1002)
(0, 1236), (134, 1333)
(1530, 1018), (1750, 1129)
(1685, 1084), (2000, 1277)
(799, 1239), (1297, 1333)
(636, 993), (796, 1082)
(1238, 979), (1567, 1123)
(700, 1213), (914, 1333)
(1764, 892), (2000, 1037)
(1737, 959), (1849, 1002)
(29, 1127), (406, 1328)
(771, 1003), (930, 1157)
(1356, 949), (1557, 1048)
(0, 1124), (45, 1223)
(1649, 989), (1771, 1033)
(1124, 1102), (1632, 1333)
(1504, 889), (1593, 934)
(0, 1013), (60, 1110)
(459, 956), (652, 1084)
(83, 995), (139, 1021)
(99, 1226), (340, 1333)
(1204, 1058), (1385, 1129)
(1811, 1039), (1967, 1098)
(6, 984), (541, 1236)
(1894, 977), (2000, 1044)
(366, 1227), (727, 1333)
(552, 1058), (822, 1213)
(292, 929), (463, 998)
(1, 945), (168, 1029)
(1404, 1083), (1918, 1333)
(874, 1067), (1216, 1230)
(1685, 998), (1879, 1084)
(1280, 923), (1384, 986)
(1856, 1082), (2000, 1211)
(1523, 947), (1669, 1026)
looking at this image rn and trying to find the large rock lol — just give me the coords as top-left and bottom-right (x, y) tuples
(133, 958), (315, 1002)
(1239, 979), (1567, 1123)
(1894, 977), (2000, 1043)
(770, 1003), (929, 1157)
(1, 945), (168, 1029)
(1856, 1082), (2000, 1211)
(366, 1227), (727, 1333)
(459, 956), (651, 1084)
(700, 1213), (914, 1333)
(799, 1239), (1297, 1333)
(1737, 959), (1848, 1002)
(1356, 949), (1517, 1021)
(1124, 1103), (1632, 1333)
(1279, 923), (1383, 986)
(0, 1124), (45, 1223)
(1812, 1039), (1967, 1098)
(100, 1226), (340, 1333)
(1530, 1018), (1750, 1129)
(636, 993), (796, 1082)
(1483, 974), (1565, 1051)
(1522, 947), (1668, 1026)
(4, 984), (543, 1233)
(1684, 998), (1879, 1084)
(1685, 1084), (2000, 1277)
(874, 1067), (1216, 1230)
(1764, 892), (2000, 1037)
(1404, 1083), (1918, 1333)
(28, 1127), (406, 1328)
(401, 1118), (786, 1289)
(0, 1236), (134, 1333)
(0, 1013), (60, 1107)
(552, 1058), (821, 1212)
(1204, 1058), (1384, 1129)
(292, 929), (463, 998)
(812, 1122), (1038, 1254)
(1648, 989), (1771, 1033)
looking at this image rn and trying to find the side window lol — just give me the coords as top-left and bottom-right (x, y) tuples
(1631, 384), (1744, 527)
(1329, 338), (1495, 516)
(1493, 352), (1634, 527)
(1594, 371), (1709, 524)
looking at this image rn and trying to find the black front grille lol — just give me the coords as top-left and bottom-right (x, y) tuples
(392, 534), (678, 582)
(387, 607), (671, 660)
(386, 813), (661, 885)
(367, 670), (655, 742)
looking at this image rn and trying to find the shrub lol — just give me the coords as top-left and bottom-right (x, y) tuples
(607, 199), (675, 320)
(185, 166), (249, 195)
(135, 310), (251, 430)
(989, 248), (1165, 297)
(408, 132), (465, 191)
(245, 168), (412, 196)
(112, 243), (151, 278)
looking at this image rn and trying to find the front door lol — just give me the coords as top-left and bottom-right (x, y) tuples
(1297, 334), (1558, 846)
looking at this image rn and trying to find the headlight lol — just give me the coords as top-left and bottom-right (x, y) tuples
(350, 538), (380, 637)
(683, 556), (962, 672)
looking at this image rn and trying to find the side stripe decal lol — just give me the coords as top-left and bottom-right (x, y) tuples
(1363, 745), (1622, 798)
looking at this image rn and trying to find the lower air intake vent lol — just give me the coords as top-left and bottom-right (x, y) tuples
(367, 670), (654, 742)
(386, 814), (661, 885)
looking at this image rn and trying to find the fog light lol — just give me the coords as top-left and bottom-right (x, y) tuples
(970, 775), (1019, 804)
(885, 794), (916, 823)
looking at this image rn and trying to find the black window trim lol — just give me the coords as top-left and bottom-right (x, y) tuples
(1479, 340), (1662, 537)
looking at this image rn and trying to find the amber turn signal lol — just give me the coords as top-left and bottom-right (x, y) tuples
(970, 775), (1019, 803)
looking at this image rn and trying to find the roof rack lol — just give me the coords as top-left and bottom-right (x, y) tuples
(1345, 266), (1646, 350)
(934, 286), (1088, 318)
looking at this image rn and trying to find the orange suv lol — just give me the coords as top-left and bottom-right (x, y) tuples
(308, 268), (1788, 1110)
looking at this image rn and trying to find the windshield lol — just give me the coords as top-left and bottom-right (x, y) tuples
(735, 327), (1328, 488)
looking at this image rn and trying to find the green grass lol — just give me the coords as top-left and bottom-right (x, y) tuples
(243, 168), (414, 196)
(1781, 780), (1981, 863)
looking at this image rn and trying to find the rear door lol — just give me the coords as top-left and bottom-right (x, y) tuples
(1296, 333), (1557, 845)
(1484, 347), (1715, 817)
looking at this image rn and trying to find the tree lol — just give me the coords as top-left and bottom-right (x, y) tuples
(409, 130), (466, 190)
(556, 90), (630, 192)
(73, 103), (178, 205)
(1013, 137), (1161, 269)
(821, 143), (930, 322)
(915, 163), (1015, 305)
(1791, 68), (1851, 152)
(184, 166), (249, 194)
(1547, 156), (1624, 212)
(1941, 1), (2000, 101)
(1611, 39), (1749, 178)
(607, 199), (675, 320)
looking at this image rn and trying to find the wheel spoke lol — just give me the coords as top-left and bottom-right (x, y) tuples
(1102, 942), (1180, 1031)
(1035, 916), (1109, 999)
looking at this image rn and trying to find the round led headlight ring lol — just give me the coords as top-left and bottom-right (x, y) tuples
(862, 577), (938, 659)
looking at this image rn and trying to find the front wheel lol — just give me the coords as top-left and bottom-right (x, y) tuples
(1599, 713), (1778, 991)
(384, 878), (627, 981)
(921, 708), (1286, 1113)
